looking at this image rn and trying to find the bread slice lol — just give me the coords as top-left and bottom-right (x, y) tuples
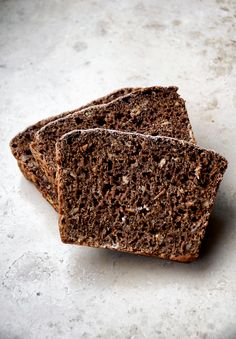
(10, 87), (138, 210)
(31, 86), (196, 190)
(56, 129), (227, 262)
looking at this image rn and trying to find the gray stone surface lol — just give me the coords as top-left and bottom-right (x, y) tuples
(0, 0), (235, 338)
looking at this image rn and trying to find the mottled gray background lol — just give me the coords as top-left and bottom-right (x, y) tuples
(0, 0), (236, 338)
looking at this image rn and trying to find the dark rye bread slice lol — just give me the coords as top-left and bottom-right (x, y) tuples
(31, 86), (196, 187)
(56, 129), (227, 262)
(10, 87), (138, 210)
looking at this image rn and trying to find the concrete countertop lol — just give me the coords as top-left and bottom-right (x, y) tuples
(0, 0), (235, 338)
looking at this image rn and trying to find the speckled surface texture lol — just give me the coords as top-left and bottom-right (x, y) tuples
(0, 0), (235, 338)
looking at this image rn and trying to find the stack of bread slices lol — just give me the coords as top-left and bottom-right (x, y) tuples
(10, 86), (227, 262)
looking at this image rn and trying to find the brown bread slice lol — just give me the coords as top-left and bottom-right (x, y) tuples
(31, 86), (196, 189)
(10, 87), (138, 210)
(56, 129), (227, 262)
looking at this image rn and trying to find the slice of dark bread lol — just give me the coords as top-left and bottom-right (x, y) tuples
(31, 86), (196, 189)
(56, 129), (227, 262)
(10, 87), (138, 210)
